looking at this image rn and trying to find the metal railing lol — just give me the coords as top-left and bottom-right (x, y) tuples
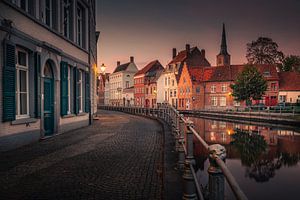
(100, 104), (248, 200)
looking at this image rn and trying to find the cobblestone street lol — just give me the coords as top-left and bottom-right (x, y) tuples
(0, 110), (164, 200)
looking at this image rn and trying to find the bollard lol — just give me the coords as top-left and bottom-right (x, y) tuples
(183, 121), (196, 200)
(208, 144), (226, 200)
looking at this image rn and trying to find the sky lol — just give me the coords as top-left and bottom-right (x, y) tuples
(96, 0), (300, 73)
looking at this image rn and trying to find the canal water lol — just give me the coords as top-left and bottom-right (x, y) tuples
(189, 116), (300, 200)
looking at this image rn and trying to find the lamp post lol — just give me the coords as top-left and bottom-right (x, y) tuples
(100, 63), (106, 74)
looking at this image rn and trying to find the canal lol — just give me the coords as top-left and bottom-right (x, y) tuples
(189, 116), (300, 200)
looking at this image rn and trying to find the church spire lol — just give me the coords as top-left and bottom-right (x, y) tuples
(217, 23), (231, 66)
(220, 23), (228, 55)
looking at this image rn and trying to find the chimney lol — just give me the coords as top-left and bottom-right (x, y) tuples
(201, 49), (206, 58)
(186, 44), (190, 53)
(172, 48), (177, 58)
(117, 61), (120, 66)
(130, 56), (134, 63)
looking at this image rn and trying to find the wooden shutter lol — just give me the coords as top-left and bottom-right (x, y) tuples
(73, 68), (79, 114)
(60, 61), (68, 116)
(85, 72), (90, 113)
(34, 52), (41, 118)
(2, 41), (16, 122)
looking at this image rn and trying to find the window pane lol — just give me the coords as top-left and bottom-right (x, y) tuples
(20, 0), (26, 10)
(20, 93), (27, 115)
(18, 51), (27, 66)
(19, 70), (27, 92)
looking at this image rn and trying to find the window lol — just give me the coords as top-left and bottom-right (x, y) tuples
(211, 96), (217, 106)
(234, 101), (240, 106)
(168, 77), (170, 85)
(279, 95), (286, 102)
(165, 77), (167, 86)
(125, 81), (129, 88)
(165, 91), (167, 101)
(271, 83), (277, 91)
(16, 48), (29, 119)
(196, 86), (200, 93)
(170, 90), (173, 97)
(174, 89), (177, 97)
(211, 85), (216, 93)
(146, 88), (149, 94)
(77, 2), (86, 48)
(78, 70), (83, 113)
(183, 78), (186, 83)
(45, 0), (57, 30)
(221, 85), (227, 93)
(63, 0), (73, 39)
(220, 97), (226, 106)
(172, 79), (175, 86)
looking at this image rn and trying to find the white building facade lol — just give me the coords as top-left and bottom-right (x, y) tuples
(109, 57), (138, 106)
(0, 0), (98, 151)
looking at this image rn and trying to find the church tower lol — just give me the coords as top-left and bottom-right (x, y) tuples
(216, 23), (231, 66)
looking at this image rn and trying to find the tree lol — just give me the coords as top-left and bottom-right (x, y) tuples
(230, 65), (267, 105)
(281, 55), (300, 72)
(246, 37), (284, 64)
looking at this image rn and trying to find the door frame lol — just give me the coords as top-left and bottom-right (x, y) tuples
(41, 58), (59, 138)
(43, 76), (54, 135)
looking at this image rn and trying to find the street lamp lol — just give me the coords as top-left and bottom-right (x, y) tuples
(100, 63), (106, 74)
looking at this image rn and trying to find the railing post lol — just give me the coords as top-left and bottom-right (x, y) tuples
(183, 121), (196, 200)
(174, 112), (180, 151)
(208, 144), (226, 200)
(178, 115), (185, 169)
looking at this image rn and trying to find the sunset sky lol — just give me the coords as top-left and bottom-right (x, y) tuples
(96, 0), (300, 73)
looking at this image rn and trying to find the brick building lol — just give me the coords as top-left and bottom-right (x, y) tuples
(156, 44), (210, 108)
(203, 65), (279, 110)
(278, 72), (300, 103)
(0, 0), (98, 151)
(97, 73), (109, 106)
(177, 63), (204, 110)
(134, 60), (164, 107)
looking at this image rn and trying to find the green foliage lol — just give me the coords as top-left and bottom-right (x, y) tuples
(230, 65), (267, 103)
(246, 37), (284, 64)
(281, 55), (300, 72)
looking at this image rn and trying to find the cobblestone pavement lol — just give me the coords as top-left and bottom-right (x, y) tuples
(0, 110), (164, 200)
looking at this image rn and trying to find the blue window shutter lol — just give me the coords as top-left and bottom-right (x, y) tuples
(3, 41), (16, 122)
(73, 68), (79, 114)
(34, 52), (41, 118)
(85, 72), (90, 113)
(60, 61), (68, 116)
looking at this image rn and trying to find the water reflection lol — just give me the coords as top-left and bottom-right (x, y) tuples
(231, 129), (268, 167)
(191, 117), (300, 199)
(191, 117), (300, 181)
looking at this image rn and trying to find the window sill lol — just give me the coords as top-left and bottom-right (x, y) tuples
(77, 112), (88, 116)
(62, 114), (76, 118)
(11, 118), (38, 125)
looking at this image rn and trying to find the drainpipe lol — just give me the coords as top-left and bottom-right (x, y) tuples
(88, 3), (92, 125)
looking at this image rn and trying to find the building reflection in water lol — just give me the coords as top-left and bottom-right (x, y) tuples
(190, 117), (300, 181)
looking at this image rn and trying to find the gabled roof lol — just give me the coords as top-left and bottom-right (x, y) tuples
(168, 49), (188, 65)
(135, 60), (164, 76)
(188, 67), (204, 83)
(187, 64), (278, 83)
(113, 62), (131, 73)
(279, 72), (300, 91)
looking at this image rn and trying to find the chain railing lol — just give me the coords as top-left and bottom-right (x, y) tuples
(100, 104), (248, 200)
